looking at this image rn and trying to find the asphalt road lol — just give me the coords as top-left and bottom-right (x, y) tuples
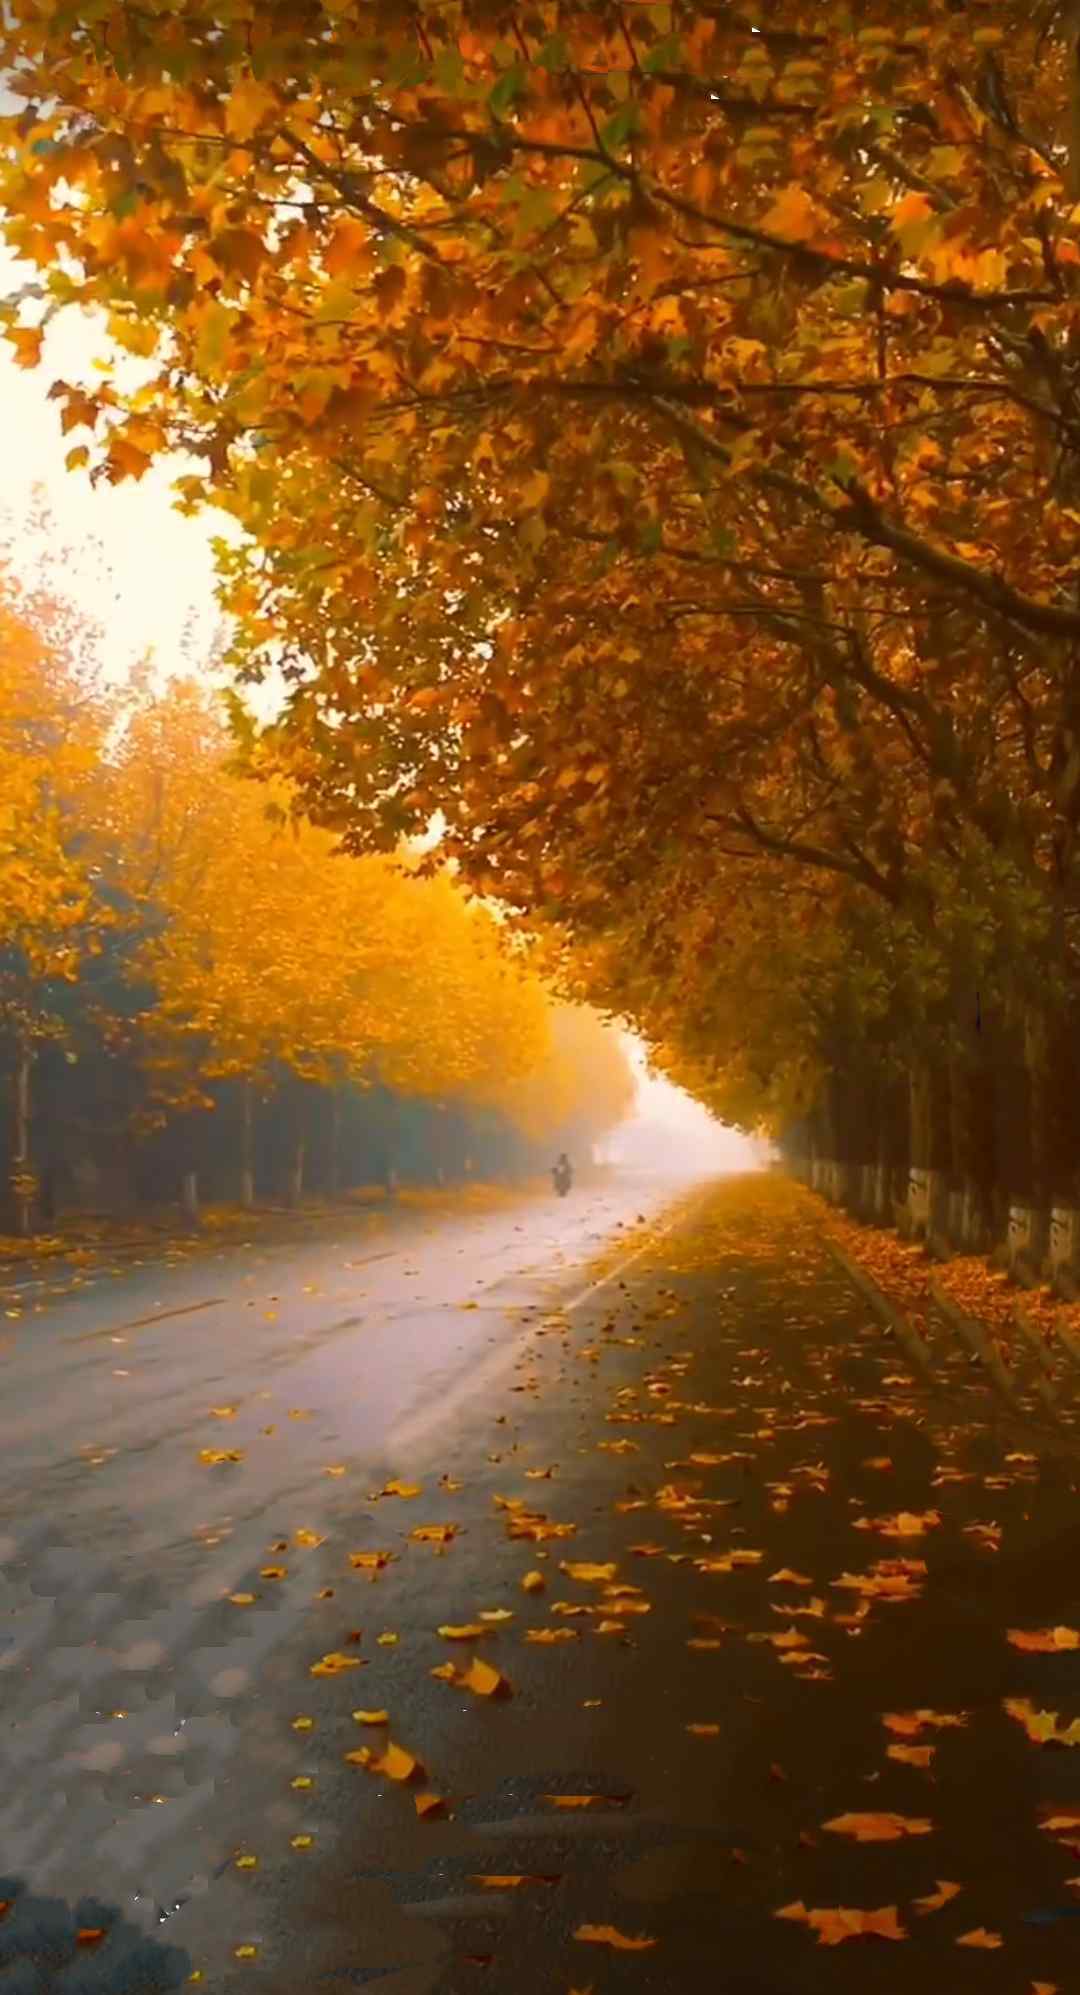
(8, 1168), (1080, 1995)
(0, 1164), (697, 1983)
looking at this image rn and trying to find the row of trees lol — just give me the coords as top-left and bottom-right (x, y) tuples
(6, 2), (1080, 1237)
(0, 569), (632, 1234)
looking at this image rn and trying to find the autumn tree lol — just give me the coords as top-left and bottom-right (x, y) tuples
(7, 3), (1080, 1205)
(0, 569), (117, 1231)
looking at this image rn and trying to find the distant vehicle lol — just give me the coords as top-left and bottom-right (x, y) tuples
(552, 1153), (573, 1197)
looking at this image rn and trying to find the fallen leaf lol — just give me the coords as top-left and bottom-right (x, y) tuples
(956, 1929), (1002, 1949)
(573, 1924), (656, 1950)
(775, 1902), (906, 1944)
(309, 1652), (364, 1676)
(376, 1631), (398, 1645)
(522, 1570), (546, 1592)
(372, 1742), (422, 1782)
(291, 1834), (314, 1849)
(882, 1710), (966, 1737)
(560, 1562), (617, 1582)
(352, 1709), (388, 1725)
(378, 1480), (422, 1499)
(430, 1662), (458, 1682)
(525, 1627), (579, 1642)
(478, 1608), (514, 1622)
(769, 1569), (813, 1586)
(228, 1592), (255, 1606)
(461, 1656), (510, 1697)
(295, 1529), (325, 1548)
(415, 1791), (447, 1819)
(1008, 1627), (1080, 1652)
(887, 1745), (935, 1768)
(438, 1623), (488, 1640)
(471, 1875), (559, 1889)
(1003, 1696), (1080, 1746)
(913, 1881), (962, 1914)
(349, 1551), (393, 1569)
(411, 1525), (458, 1543)
(823, 1813), (933, 1842)
(686, 1723), (720, 1736)
(544, 1793), (629, 1810)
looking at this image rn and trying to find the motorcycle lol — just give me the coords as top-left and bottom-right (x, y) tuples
(552, 1161), (573, 1198)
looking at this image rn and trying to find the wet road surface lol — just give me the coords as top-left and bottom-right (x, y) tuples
(8, 1170), (1080, 1995)
(0, 1167), (692, 1972)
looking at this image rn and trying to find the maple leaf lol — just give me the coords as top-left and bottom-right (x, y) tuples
(775, 1902), (906, 1944)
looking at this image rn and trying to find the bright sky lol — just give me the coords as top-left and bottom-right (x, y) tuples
(0, 246), (241, 684)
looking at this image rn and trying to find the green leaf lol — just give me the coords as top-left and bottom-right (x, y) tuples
(643, 34), (683, 73)
(537, 33), (569, 71)
(601, 103), (640, 152)
(489, 65), (525, 117)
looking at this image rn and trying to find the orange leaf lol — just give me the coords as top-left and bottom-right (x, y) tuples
(913, 1881), (962, 1915)
(956, 1929), (1002, 1949)
(461, 1656), (510, 1697)
(572, 1924), (657, 1950)
(414, 1791), (447, 1819)
(1007, 1627), (1080, 1652)
(761, 184), (826, 243)
(823, 1813), (932, 1843)
(372, 1742), (422, 1783)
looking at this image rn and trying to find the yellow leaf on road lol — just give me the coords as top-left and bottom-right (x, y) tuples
(573, 1924), (656, 1951)
(461, 1657), (510, 1697)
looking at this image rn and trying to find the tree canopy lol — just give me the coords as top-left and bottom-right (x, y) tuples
(3, 1), (1080, 1166)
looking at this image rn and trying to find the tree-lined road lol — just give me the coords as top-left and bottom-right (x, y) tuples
(0, 1167), (697, 1957)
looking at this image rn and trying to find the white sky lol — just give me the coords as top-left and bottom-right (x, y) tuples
(0, 246), (241, 683)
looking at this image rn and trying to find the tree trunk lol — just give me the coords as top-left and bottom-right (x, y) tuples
(240, 1079), (255, 1209)
(948, 1050), (996, 1226)
(909, 1059), (936, 1171)
(1026, 1005), (1080, 1208)
(11, 1041), (34, 1238)
(180, 1169), (200, 1228)
(328, 1089), (341, 1198)
(287, 1136), (305, 1210)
